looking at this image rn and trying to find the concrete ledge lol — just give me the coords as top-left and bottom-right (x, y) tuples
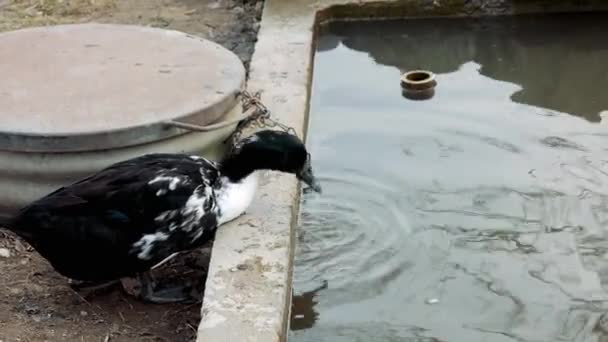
(197, 1), (608, 341)
(197, 1), (316, 340)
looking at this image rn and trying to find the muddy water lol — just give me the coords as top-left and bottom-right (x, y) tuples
(290, 13), (608, 342)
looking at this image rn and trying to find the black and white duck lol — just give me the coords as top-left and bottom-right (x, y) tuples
(0, 129), (321, 303)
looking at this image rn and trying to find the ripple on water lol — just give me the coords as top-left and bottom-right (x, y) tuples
(294, 169), (413, 297)
(293, 13), (608, 342)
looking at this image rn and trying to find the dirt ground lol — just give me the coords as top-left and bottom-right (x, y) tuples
(0, 0), (263, 69)
(0, 0), (263, 341)
(0, 231), (212, 342)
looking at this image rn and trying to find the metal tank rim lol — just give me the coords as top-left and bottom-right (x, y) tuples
(0, 23), (245, 152)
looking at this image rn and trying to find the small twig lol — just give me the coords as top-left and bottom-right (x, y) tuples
(167, 301), (201, 317)
(120, 296), (134, 310)
(71, 290), (93, 307)
(161, 309), (171, 321)
(186, 322), (197, 334)
(104, 334), (111, 342)
(69, 288), (104, 313)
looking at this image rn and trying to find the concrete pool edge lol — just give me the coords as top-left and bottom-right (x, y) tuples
(196, 0), (315, 339)
(197, 1), (608, 341)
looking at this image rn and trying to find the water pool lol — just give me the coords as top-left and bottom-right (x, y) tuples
(291, 12), (608, 342)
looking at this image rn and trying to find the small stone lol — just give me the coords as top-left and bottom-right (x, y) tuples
(0, 248), (10, 258)
(24, 304), (40, 315)
(80, 311), (88, 317)
(13, 239), (27, 252)
(252, 22), (261, 32)
(425, 298), (440, 305)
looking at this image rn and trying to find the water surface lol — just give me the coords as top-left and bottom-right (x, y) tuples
(291, 13), (608, 342)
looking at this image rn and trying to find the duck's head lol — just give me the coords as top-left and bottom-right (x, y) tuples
(221, 130), (322, 193)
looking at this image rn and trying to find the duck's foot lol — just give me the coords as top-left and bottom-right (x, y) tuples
(120, 273), (201, 304)
(68, 279), (121, 298)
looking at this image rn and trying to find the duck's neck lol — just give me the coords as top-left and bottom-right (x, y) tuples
(215, 172), (259, 225)
(219, 152), (260, 183)
(214, 153), (262, 225)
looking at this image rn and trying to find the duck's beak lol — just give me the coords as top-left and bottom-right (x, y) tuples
(298, 157), (322, 193)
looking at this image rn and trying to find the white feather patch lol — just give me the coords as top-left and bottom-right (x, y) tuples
(132, 232), (170, 260)
(148, 175), (182, 191)
(216, 172), (259, 225)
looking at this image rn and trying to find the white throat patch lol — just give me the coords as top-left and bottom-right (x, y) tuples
(216, 172), (259, 225)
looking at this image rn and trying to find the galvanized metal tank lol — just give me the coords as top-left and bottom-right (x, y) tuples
(0, 23), (246, 218)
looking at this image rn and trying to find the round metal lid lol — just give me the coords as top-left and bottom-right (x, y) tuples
(0, 23), (245, 152)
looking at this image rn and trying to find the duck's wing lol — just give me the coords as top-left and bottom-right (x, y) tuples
(15, 154), (220, 244)
(9, 154), (221, 280)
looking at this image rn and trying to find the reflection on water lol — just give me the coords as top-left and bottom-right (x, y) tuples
(318, 12), (608, 122)
(291, 12), (608, 342)
(291, 280), (327, 331)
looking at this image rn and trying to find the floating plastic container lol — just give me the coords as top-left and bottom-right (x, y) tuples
(401, 70), (437, 100)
